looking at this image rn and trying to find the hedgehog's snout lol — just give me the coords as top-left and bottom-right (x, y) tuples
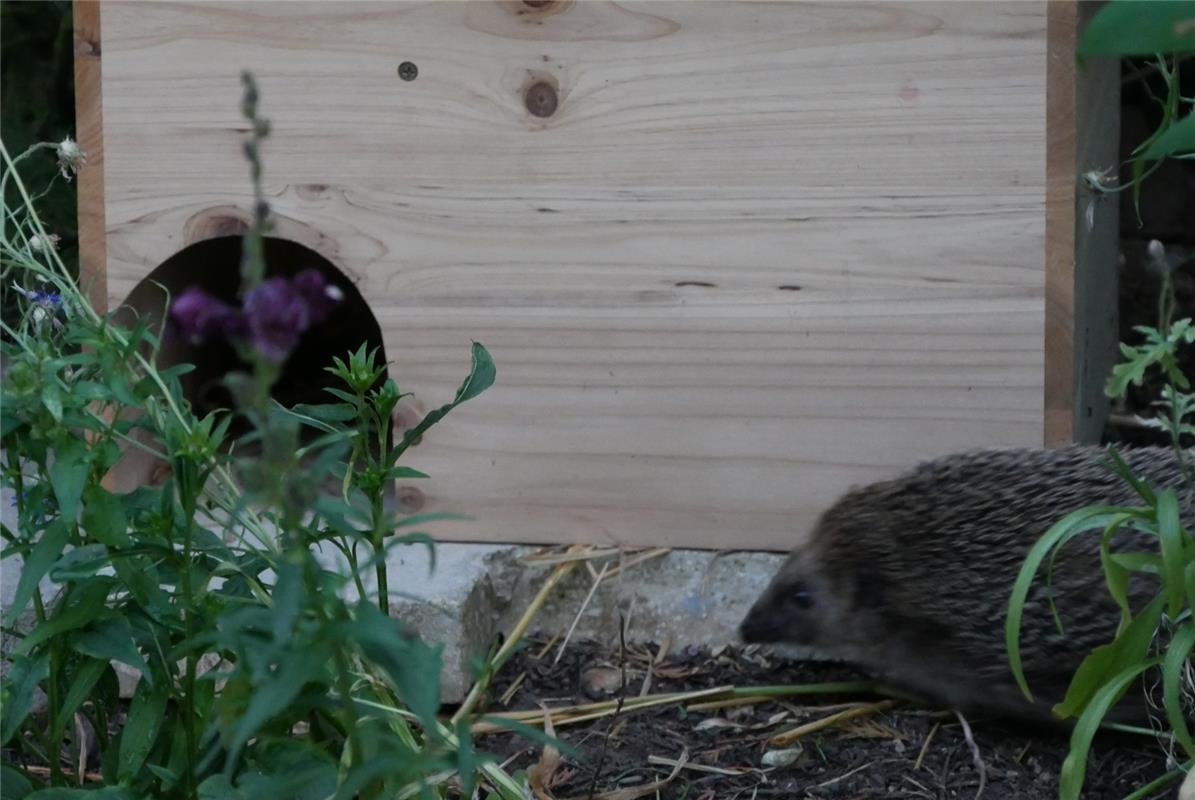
(738, 598), (784, 643)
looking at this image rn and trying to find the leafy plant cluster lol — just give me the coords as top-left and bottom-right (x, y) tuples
(1005, 7), (1195, 800)
(0, 75), (536, 799)
(1079, 1), (1195, 205)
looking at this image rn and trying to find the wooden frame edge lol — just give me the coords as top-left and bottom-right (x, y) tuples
(1044, 0), (1078, 447)
(73, 0), (107, 314)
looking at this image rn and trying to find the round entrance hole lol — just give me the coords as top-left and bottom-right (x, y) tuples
(119, 236), (387, 446)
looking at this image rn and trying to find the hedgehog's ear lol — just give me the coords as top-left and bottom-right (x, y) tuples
(853, 569), (886, 610)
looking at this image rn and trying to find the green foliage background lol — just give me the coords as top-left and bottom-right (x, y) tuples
(1, 1), (78, 328)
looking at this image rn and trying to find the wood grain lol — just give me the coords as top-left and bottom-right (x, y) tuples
(94, 1), (1049, 550)
(72, 0), (108, 314)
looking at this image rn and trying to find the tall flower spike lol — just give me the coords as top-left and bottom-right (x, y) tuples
(242, 277), (311, 363)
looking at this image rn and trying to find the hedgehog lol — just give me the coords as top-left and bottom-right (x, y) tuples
(739, 446), (1194, 723)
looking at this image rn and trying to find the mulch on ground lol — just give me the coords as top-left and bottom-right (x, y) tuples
(478, 635), (1176, 800)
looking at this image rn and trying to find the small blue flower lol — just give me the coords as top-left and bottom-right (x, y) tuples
(30, 290), (63, 307)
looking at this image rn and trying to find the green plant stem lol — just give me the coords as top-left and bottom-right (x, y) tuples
(31, 589), (64, 785)
(372, 492), (389, 614)
(1157, 274), (1195, 491)
(175, 471), (201, 794)
(343, 541), (368, 605)
(333, 648), (364, 771)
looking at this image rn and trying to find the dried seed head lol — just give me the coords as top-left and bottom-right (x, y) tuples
(28, 233), (60, 253)
(56, 136), (86, 181)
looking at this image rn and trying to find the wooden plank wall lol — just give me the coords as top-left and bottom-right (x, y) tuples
(85, 1), (1050, 550)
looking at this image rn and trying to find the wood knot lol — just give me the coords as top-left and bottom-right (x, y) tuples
(525, 81), (558, 118)
(397, 485), (426, 513)
(184, 208), (251, 243)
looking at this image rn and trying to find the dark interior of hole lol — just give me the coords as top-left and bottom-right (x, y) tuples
(120, 236), (388, 445)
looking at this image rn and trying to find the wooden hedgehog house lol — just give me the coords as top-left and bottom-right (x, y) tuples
(74, 1), (1114, 551)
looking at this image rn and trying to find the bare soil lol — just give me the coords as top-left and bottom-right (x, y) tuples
(479, 635), (1177, 800)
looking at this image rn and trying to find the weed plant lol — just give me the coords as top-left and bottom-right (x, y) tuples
(0, 73), (537, 800)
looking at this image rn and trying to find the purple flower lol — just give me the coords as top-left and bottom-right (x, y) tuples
(170, 287), (244, 344)
(293, 268), (343, 324)
(243, 277), (311, 362)
(170, 270), (343, 363)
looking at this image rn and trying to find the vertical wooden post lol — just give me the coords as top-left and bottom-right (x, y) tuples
(73, 0), (107, 314)
(1045, 0), (1120, 446)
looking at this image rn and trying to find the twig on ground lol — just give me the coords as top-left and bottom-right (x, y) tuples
(565, 750), (688, 800)
(585, 613), (629, 800)
(913, 720), (940, 771)
(646, 755), (757, 777)
(499, 672), (527, 706)
(953, 709), (987, 800)
(555, 562), (610, 665)
(768, 699), (899, 746)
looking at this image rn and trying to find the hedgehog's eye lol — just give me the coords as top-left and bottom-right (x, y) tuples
(788, 585), (814, 610)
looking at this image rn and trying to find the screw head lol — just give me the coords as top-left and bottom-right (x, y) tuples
(397, 61), (418, 81)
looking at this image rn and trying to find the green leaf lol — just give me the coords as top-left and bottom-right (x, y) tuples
(1161, 623), (1195, 759)
(1108, 551), (1163, 573)
(1006, 506), (1127, 701)
(26, 789), (133, 800)
(1060, 660), (1159, 800)
(224, 655), (320, 768)
(384, 466), (430, 480)
(0, 651), (49, 746)
(1098, 514), (1135, 622)
(1052, 594), (1165, 719)
(234, 739), (339, 799)
(287, 402), (358, 424)
(15, 582), (115, 656)
(50, 544), (110, 582)
(41, 385), (63, 422)
(350, 601), (442, 730)
(118, 674), (169, 781)
(0, 765), (33, 799)
(1155, 489), (1188, 616)
(1101, 447), (1157, 506)
(270, 559), (303, 643)
(198, 774), (246, 800)
(1079, 1), (1195, 56)
(82, 485), (131, 548)
(1142, 111), (1195, 160)
(394, 343), (495, 458)
(392, 512), (470, 530)
(75, 617), (152, 688)
(49, 435), (90, 522)
(6, 520), (68, 619)
(1187, 557), (1195, 615)
(52, 658), (109, 738)
(476, 715), (581, 759)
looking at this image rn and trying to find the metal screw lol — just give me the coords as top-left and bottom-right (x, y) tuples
(397, 61), (418, 81)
